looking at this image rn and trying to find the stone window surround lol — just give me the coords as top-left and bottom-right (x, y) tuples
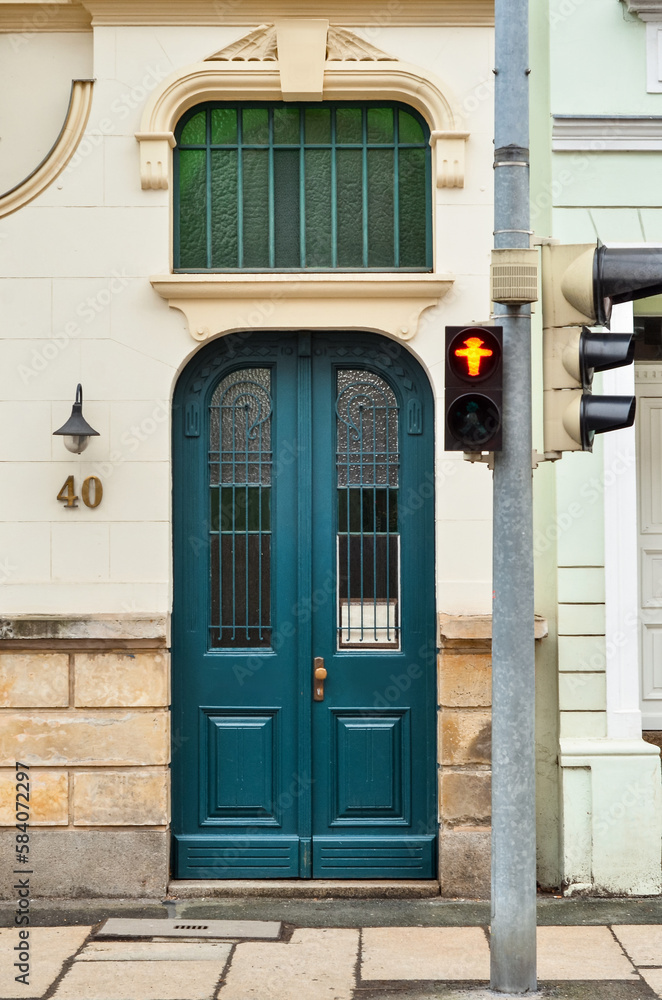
(136, 20), (470, 343)
(623, 0), (662, 92)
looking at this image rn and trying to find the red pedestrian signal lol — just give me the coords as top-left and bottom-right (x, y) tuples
(445, 326), (503, 451)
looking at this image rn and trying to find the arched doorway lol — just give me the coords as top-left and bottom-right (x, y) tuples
(171, 330), (436, 878)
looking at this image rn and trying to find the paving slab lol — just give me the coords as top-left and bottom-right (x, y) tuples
(613, 925), (662, 967)
(641, 970), (662, 997)
(51, 959), (226, 1000)
(97, 916), (281, 939)
(354, 985), (659, 999)
(537, 926), (637, 980)
(0, 925), (91, 1000)
(77, 939), (234, 961)
(221, 927), (359, 1000)
(361, 927), (490, 981)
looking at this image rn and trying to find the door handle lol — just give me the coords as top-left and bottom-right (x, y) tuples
(313, 657), (327, 701)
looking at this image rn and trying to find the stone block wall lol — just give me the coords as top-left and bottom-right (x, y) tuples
(0, 621), (170, 897)
(437, 615), (492, 899)
(437, 613), (548, 899)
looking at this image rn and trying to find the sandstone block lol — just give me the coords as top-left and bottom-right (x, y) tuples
(440, 710), (491, 765)
(73, 769), (168, 826)
(0, 712), (169, 766)
(440, 771), (491, 826)
(439, 652), (491, 708)
(0, 653), (69, 707)
(440, 828), (490, 899)
(74, 651), (169, 708)
(0, 768), (68, 826)
(0, 829), (168, 897)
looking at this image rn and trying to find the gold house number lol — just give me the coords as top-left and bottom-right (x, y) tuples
(57, 475), (103, 509)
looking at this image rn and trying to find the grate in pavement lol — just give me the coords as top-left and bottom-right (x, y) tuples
(96, 917), (282, 940)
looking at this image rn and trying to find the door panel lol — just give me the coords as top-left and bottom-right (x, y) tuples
(172, 331), (435, 878)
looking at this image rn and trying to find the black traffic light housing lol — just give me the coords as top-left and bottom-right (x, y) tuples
(445, 325), (503, 452)
(541, 242), (654, 455)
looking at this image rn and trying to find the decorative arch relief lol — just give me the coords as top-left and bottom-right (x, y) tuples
(136, 21), (469, 191)
(0, 80), (94, 218)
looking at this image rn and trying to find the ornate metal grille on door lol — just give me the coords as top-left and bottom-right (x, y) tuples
(336, 370), (400, 649)
(209, 368), (273, 648)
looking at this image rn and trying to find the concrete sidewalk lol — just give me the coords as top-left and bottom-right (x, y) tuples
(1, 902), (662, 1000)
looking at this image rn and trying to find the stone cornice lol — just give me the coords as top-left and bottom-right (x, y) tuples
(150, 273), (454, 342)
(622, 0), (662, 21)
(0, 1), (91, 31)
(552, 115), (662, 151)
(77, 0), (494, 26)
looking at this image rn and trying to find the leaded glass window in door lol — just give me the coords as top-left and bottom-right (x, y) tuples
(209, 368), (272, 649)
(174, 102), (431, 272)
(336, 369), (400, 649)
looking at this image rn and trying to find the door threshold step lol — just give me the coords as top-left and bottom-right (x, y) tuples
(167, 880), (440, 899)
(96, 917), (282, 939)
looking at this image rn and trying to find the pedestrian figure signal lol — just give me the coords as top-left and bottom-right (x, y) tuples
(445, 326), (503, 452)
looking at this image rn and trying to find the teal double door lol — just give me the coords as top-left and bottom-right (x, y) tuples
(172, 331), (436, 878)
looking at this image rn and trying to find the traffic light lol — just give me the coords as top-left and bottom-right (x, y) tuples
(445, 325), (503, 451)
(541, 242), (662, 454)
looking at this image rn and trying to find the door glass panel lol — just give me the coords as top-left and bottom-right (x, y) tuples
(209, 368), (272, 649)
(335, 370), (400, 649)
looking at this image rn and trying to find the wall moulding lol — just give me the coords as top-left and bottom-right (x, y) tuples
(0, 2), (91, 32)
(0, 79), (94, 218)
(150, 273), (454, 342)
(136, 29), (469, 191)
(78, 1), (494, 27)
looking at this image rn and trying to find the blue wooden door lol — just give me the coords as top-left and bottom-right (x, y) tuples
(172, 331), (436, 878)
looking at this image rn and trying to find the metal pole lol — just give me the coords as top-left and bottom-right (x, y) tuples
(491, 0), (537, 992)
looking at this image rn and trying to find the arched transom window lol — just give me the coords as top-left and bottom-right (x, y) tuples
(174, 102), (432, 272)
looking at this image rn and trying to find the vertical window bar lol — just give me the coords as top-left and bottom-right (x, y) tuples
(385, 402), (392, 641)
(331, 106), (338, 269)
(362, 107), (369, 269)
(268, 107), (275, 269)
(393, 109), (400, 269)
(373, 401), (378, 642)
(346, 406), (351, 642)
(258, 416), (263, 640)
(231, 405), (237, 641)
(299, 107), (306, 268)
(237, 108), (244, 269)
(205, 108), (212, 269)
(359, 406), (365, 641)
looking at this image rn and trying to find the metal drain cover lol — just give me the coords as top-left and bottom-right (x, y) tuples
(97, 918), (281, 940)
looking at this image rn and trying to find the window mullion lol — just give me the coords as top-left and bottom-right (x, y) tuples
(268, 108), (275, 269)
(362, 107), (369, 269)
(206, 108), (212, 269)
(331, 107), (338, 270)
(299, 107), (306, 268)
(237, 108), (244, 269)
(393, 110), (400, 269)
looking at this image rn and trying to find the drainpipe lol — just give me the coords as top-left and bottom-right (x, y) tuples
(490, 0), (537, 991)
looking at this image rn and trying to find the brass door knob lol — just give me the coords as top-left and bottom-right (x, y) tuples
(313, 657), (327, 701)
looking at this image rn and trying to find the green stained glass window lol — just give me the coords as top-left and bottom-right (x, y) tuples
(174, 102), (431, 272)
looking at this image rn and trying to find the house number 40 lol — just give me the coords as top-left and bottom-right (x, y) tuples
(57, 475), (103, 509)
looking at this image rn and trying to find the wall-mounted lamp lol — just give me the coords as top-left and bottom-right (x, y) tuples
(53, 384), (99, 454)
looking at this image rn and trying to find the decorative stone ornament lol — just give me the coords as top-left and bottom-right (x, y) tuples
(0, 80), (94, 218)
(136, 24), (469, 191)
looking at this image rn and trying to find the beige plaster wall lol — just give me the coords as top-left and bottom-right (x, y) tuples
(0, 32), (93, 193)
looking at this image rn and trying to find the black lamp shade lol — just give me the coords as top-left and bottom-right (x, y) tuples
(53, 384), (99, 452)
